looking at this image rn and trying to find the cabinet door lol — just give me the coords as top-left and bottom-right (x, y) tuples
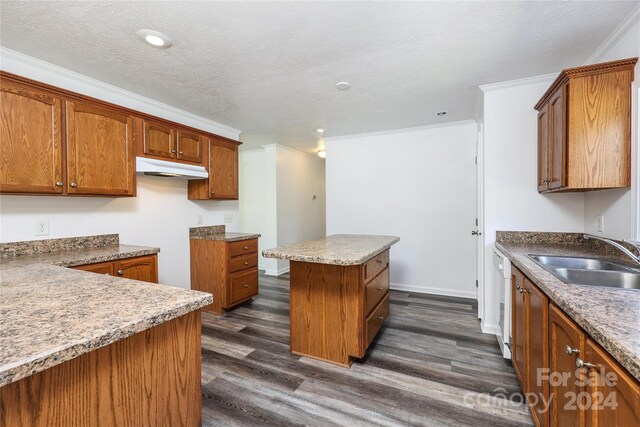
(114, 255), (158, 283)
(537, 103), (550, 192)
(512, 268), (527, 391)
(209, 138), (238, 199)
(548, 86), (567, 190)
(549, 304), (586, 427)
(584, 339), (640, 427)
(143, 120), (175, 159)
(73, 261), (114, 276)
(524, 277), (549, 427)
(66, 101), (135, 196)
(1, 81), (64, 194)
(176, 130), (203, 163)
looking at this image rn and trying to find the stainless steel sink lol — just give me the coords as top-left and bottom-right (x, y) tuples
(527, 254), (640, 289)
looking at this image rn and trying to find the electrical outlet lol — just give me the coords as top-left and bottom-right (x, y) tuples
(197, 214), (203, 225)
(224, 213), (233, 223)
(597, 215), (605, 232)
(35, 220), (49, 236)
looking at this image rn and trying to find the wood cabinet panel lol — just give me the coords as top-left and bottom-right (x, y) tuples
(209, 138), (238, 199)
(176, 129), (203, 163)
(0, 311), (201, 427)
(524, 277), (549, 427)
(114, 255), (158, 283)
(548, 86), (566, 190)
(143, 120), (175, 159)
(512, 268), (527, 390)
(365, 267), (389, 316)
(229, 268), (259, 305)
(65, 101), (135, 196)
(537, 105), (550, 192)
(73, 261), (114, 276)
(365, 293), (389, 348)
(364, 250), (389, 283)
(549, 304), (586, 427)
(1, 80), (64, 194)
(584, 339), (640, 427)
(229, 253), (258, 273)
(229, 238), (258, 257)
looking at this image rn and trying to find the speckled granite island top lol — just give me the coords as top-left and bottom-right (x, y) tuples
(496, 232), (640, 382)
(189, 225), (261, 242)
(0, 235), (212, 386)
(262, 234), (400, 265)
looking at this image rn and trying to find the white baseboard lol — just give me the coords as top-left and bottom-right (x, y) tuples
(481, 320), (500, 335)
(264, 267), (290, 277)
(390, 282), (477, 299)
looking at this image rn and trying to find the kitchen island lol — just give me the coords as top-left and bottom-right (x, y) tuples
(263, 234), (399, 366)
(0, 235), (212, 426)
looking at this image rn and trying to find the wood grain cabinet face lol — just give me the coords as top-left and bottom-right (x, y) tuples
(74, 261), (114, 276)
(66, 101), (135, 196)
(512, 268), (527, 391)
(143, 120), (175, 159)
(524, 277), (549, 427)
(209, 138), (238, 199)
(535, 58), (637, 193)
(114, 255), (158, 283)
(176, 130), (203, 163)
(0, 81), (64, 194)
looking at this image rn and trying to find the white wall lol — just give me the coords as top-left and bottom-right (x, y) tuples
(481, 76), (586, 331)
(583, 15), (640, 239)
(0, 49), (242, 289)
(0, 176), (240, 288)
(325, 121), (478, 298)
(239, 144), (326, 276)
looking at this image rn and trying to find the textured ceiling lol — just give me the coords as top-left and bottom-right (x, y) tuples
(0, 1), (636, 152)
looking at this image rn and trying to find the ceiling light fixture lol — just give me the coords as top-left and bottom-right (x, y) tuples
(336, 82), (350, 91)
(316, 128), (324, 134)
(317, 149), (326, 159)
(136, 29), (173, 49)
(437, 111), (447, 116)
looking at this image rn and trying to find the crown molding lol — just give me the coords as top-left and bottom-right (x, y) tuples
(479, 73), (557, 92)
(586, 4), (640, 65)
(324, 119), (476, 142)
(0, 47), (242, 140)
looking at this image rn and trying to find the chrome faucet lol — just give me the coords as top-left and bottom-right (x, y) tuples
(583, 234), (640, 265)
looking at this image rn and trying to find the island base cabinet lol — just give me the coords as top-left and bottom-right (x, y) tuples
(0, 311), (202, 427)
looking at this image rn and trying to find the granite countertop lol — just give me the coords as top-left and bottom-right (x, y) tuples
(189, 225), (261, 242)
(0, 237), (212, 386)
(496, 234), (640, 382)
(262, 234), (400, 265)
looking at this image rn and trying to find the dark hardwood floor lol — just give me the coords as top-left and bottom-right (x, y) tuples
(200, 272), (533, 427)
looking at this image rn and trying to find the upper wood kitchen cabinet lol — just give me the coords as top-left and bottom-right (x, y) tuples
(0, 79), (64, 194)
(188, 136), (239, 200)
(66, 100), (135, 196)
(535, 58), (637, 193)
(136, 118), (204, 165)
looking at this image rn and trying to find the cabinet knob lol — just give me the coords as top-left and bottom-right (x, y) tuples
(70, 181), (78, 188)
(565, 345), (580, 356)
(244, 262), (249, 266)
(378, 316), (384, 321)
(55, 181), (63, 187)
(576, 358), (594, 369)
(171, 149), (177, 153)
(116, 269), (124, 275)
(179, 151), (184, 154)
(211, 190), (215, 194)
(243, 246), (248, 250)
(243, 284), (249, 288)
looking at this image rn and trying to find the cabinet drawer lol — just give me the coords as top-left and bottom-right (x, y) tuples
(364, 250), (389, 283)
(73, 261), (113, 276)
(228, 268), (258, 305)
(229, 239), (258, 257)
(229, 253), (258, 273)
(365, 268), (389, 316)
(365, 293), (389, 348)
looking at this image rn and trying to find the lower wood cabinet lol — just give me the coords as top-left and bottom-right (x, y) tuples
(190, 238), (259, 315)
(73, 254), (158, 283)
(512, 266), (640, 427)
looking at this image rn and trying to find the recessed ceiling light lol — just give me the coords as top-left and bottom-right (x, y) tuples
(336, 82), (350, 91)
(317, 149), (326, 158)
(437, 111), (447, 116)
(316, 128), (324, 134)
(136, 29), (173, 49)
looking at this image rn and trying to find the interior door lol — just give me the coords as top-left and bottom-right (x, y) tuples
(66, 100), (135, 196)
(0, 81), (64, 194)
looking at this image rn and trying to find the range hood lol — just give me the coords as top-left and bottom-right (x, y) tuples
(135, 157), (208, 179)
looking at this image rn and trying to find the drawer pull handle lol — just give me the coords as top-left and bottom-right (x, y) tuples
(171, 149), (177, 153)
(565, 345), (580, 356)
(116, 270), (124, 275)
(244, 262), (249, 266)
(243, 246), (248, 250)
(70, 180), (78, 188)
(179, 151), (184, 154)
(576, 358), (594, 369)
(56, 181), (63, 187)
(243, 284), (249, 288)
(378, 316), (384, 320)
